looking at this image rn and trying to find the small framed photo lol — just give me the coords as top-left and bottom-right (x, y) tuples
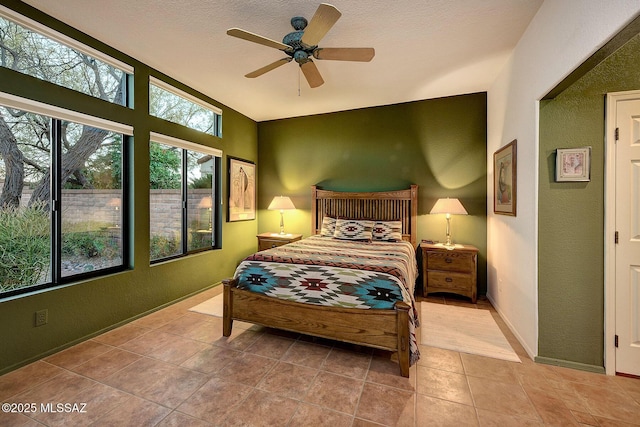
(555, 147), (591, 182)
(494, 139), (517, 216)
(227, 156), (256, 222)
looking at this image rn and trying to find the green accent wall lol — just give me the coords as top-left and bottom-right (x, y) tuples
(0, 1), (258, 374)
(257, 94), (488, 294)
(538, 34), (640, 368)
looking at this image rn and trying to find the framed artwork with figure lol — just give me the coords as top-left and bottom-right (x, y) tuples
(494, 139), (517, 216)
(555, 147), (591, 182)
(227, 157), (255, 222)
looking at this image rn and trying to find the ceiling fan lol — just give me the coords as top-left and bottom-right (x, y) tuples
(227, 3), (375, 88)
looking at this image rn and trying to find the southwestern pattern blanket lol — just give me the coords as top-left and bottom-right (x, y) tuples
(233, 235), (420, 365)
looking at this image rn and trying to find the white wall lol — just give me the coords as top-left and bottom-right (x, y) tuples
(487, 0), (640, 359)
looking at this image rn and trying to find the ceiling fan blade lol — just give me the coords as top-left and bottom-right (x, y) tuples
(313, 47), (375, 62)
(300, 61), (324, 88)
(227, 28), (290, 51)
(301, 3), (342, 47)
(245, 58), (292, 78)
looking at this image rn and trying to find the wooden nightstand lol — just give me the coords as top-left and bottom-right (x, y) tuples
(421, 242), (479, 303)
(257, 232), (302, 251)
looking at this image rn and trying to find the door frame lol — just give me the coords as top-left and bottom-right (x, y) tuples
(604, 89), (640, 375)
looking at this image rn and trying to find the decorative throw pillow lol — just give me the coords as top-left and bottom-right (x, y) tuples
(372, 220), (403, 241)
(320, 216), (337, 236)
(333, 218), (374, 241)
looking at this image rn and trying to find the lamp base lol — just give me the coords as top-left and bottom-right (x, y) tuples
(434, 242), (462, 251)
(444, 215), (454, 249)
(279, 210), (286, 234)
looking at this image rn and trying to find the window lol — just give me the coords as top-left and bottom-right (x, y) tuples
(0, 6), (224, 298)
(0, 6), (132, 105)
(59, 122), (126, 277)
(149, 77), (222, 136)
(0, 98), (131, 298)
(150, 133), (221, 262)
(149, 141), (182, 260)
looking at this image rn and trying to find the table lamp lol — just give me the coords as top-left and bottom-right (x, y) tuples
(430, 198), (468, 249)
(197, 196), (213, 230)
(268, 196), (295, 235)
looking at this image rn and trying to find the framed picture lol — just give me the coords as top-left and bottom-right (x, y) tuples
(555, 147), (591, 182)
(494, 139), (517, 216)
(227, 156), (255, 222)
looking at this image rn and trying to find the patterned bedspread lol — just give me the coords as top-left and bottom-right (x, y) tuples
(233, 235), (420, 365)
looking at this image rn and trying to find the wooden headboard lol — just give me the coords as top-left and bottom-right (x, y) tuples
(311, 185), (418, 247)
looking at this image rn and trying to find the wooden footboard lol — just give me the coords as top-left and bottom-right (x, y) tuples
(222, 278), (410, 377)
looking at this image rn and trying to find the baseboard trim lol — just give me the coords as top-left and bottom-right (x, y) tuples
(535, 356), (606, 374)
(486, 292), (535, 361)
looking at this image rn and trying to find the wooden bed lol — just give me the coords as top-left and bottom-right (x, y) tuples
(222, 185), (418, 377)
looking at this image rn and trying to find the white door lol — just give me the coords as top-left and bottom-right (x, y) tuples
(613, 96), (640, 376)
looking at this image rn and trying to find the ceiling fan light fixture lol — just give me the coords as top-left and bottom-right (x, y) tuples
(293, 50), (310, 64)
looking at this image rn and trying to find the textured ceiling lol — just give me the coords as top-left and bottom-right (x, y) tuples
(22, 0), (543, 121)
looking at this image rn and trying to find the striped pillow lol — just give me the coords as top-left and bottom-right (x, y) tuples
(333, 218), (374, 241)
(372, 220), (403, 241)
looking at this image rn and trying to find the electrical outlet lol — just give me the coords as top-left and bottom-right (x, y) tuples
(35, 309), (48, 327)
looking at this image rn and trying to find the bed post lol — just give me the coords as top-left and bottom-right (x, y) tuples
(311, 185), (318, 235)
(395, 301), (411, 377)
(222, 278), (236, 337)
(410, 185), (418, 247)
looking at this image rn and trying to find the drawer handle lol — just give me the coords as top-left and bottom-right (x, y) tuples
(271, 244), (278, 248)
(445, 277), (453, 282)
(445, 258), (453, 263)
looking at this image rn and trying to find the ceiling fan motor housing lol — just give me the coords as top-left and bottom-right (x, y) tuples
(290, 16), (307, 31)
(284, 17), (316, 65)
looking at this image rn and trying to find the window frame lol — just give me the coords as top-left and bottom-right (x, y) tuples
(0, 93), (133, 299)
(0, 7), (133, 109)
(149, 77), (222, 137)
(0, 5), (134, 75)
(149, 132), (222, 264)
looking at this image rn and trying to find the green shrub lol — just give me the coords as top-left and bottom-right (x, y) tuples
(61, 221), (119, 259)
(150, 234), (180, 260)
(62, 230), (118, 258)
(0, 204), (50, 292)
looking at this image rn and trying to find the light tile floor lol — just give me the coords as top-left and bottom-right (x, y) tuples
(1, 287), (640, 426)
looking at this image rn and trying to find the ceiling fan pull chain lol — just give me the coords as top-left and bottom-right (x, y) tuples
(298, 67), (301, 97)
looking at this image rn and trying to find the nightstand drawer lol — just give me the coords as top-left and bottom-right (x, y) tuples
(427, 271), (473, 291)
(258, 239), (289, 251)
(427, 251), (474, 273)
(256, 233), (302, 251)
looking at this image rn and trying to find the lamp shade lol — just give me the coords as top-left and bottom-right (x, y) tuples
(268, 196), (295, 211)
(197, 196), (212, 209)
(430, 198), (468, 215)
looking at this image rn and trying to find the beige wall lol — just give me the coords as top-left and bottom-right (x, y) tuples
(487, 0), (640, 368)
